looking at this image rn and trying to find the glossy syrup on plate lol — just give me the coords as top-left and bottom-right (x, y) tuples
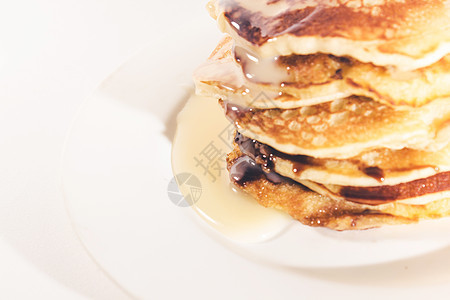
(171, 95), (291, 243)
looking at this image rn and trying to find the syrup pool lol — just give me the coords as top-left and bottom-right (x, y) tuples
(171, 95), (291, 242)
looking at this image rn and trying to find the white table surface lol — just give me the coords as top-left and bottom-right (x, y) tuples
(0, 1), (207, 298)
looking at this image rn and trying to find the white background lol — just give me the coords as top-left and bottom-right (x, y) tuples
(0, 0), (211, 298)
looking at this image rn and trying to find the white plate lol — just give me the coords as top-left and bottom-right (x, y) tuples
(62, 6), (450, 300)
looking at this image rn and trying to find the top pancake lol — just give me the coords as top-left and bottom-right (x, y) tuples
(209, 0), (450, 70)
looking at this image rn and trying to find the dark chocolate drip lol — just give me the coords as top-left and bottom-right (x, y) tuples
(362, 167), (385, 183)
(290, 156), (313, 174)
(232, 132), (285, 184)
(221, 0), (433, 46)
(231, 131), (450, 204)
(229, 155), (286, 185)
(341, 171), (450, 203)
(235, 131), (439, 180)
(234, 132), (275, 173)
(229, 156), (263, 184)
(234, 131), (318, 176)
(232, 132), (450, 203)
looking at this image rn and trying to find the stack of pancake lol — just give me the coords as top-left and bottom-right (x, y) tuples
(194, 0), (450, 230)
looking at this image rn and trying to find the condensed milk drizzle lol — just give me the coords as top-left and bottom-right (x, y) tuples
(172, 95), (291, 243)
(234, 45), (290, 84)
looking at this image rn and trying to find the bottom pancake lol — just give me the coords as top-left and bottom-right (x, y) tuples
(227, 146), (450, 231)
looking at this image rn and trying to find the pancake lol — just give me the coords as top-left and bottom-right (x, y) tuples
(234, 131), (450, 187)
(227, 146), (450, 230)
(193, 1), (450, 230)
(194, 36), (450, 108)
(233, 132), (450, 205)
(223, 96), (450, 159)
(209, 0), (450, 71)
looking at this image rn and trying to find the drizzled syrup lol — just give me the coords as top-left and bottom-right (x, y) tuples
(171, 95), (291, 242)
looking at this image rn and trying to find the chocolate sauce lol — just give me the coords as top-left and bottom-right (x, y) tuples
(362, 167), (385, 183)
(232, 132), (285, 184)
(220, 0), (429, 46)
(234, 132), (275, 172)
(234, 131), (320, 176)
(232, 132), (450, 204)
(234, 132), (258, 159)
(290, 155), (313, 174)
(292, 162), (303, 174)
(229, 155), (286, 185)
(341, 171), (450, 204)
(229, 156), (264, 184)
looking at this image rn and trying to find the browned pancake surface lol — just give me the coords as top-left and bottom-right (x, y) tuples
(216, 0), (450, 59)
(222, 96), (450, 158)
